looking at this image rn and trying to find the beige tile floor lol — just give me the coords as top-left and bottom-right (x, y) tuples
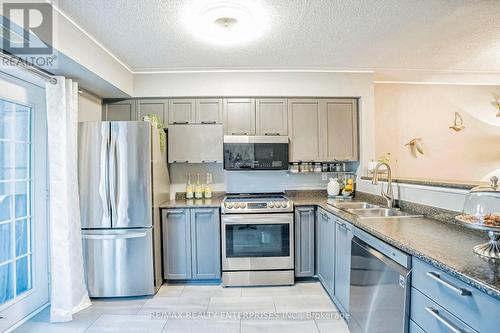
(14, 282), (350, 333)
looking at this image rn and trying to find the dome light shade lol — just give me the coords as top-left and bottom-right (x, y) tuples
(183, 0), (269, 45)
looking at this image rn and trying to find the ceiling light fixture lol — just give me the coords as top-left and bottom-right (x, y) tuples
(183, 0), (269, 46)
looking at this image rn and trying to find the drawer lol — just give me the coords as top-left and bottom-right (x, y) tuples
(411, 287), (478, 333)
(409, 319), (426, 333)
(412, 258), (500, 332)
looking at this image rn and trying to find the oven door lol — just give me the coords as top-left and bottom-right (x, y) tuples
(221, 213), (294, 271)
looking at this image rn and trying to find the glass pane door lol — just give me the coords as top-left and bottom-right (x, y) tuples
(0, 74), (48, 331)
(0, 100), (32, 305)
(225, 223), (290, 257)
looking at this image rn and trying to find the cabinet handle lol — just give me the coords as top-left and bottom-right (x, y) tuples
(201, 160), (218, 163)
(264, 133), (280, 136)
(173, 121), (189, 124)
(167, 210), (185, 214)
(231, 132), (247, 135)
(426, 272), (471, 296)
(173, 160), (189, 163)
(425, 307), (466, 333)
(201, 121), (217, 124)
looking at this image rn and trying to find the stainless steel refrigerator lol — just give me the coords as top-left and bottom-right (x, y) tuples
(78, 121), (170, 297)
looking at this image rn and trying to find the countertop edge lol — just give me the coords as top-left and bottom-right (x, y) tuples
(293, 201), (500, 301)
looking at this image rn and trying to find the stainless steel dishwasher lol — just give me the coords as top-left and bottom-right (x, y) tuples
(348, 227), (411, 333)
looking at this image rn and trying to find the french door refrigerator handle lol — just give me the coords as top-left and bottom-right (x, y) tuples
(99, 124), (111, 220)
(82, 232), (148, 240)
(109, 131), (118, 224)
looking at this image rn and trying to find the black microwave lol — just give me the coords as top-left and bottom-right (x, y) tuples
(223, 136), (289, 171)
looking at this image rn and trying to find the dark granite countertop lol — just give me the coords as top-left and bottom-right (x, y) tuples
(359, 176), (484, 190)
(160, 197), (222, 209)
(290, 196), (500, 300)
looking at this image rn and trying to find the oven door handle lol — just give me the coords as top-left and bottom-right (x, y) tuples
(221, 213), (293, 225)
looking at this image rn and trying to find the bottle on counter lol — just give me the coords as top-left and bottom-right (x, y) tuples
(195, 173), (204, 199)
(186, 174), (194, 199)
(204, 172), (213, 199)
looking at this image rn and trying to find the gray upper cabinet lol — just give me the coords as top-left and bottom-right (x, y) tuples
(256, 99), (288, 136)
(295, 206), (315, 277)
(325, 99), (358, 161)
(103, 100), (135, 121)
(288, 99), (324, 162)
(136, 99), (168, 123)
(316, 207), (335, 297)
(168, 124), (223, 163)
(334, 217), (353, 314)
(223, 98), (256, 135)
(195, 99), (223, 124)
(162, 209), (191, 280)
(190, 209), (221, 280)
(168, 99), (196, 124)
(162, 208), (221, 281)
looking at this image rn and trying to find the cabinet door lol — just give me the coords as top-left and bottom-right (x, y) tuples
(169, 99), (195, 124)
(317, 208), (335, 297)
(295, 207), (315, 277)
(288, 99), (324, 162)
(195, 99), (223, 124)
(104, 100), (134, 121)
(190, 209), (221, 280)
(162, 209), (191, 280)
(136, 99), (168, 123)
(223, 98), (256, 135)
(256, 99), (288, 136)
(325, 99), (358, 161)
(334, 218), (353, 314)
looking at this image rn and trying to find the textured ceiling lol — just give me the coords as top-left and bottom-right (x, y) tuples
(57, 0), (500, 73)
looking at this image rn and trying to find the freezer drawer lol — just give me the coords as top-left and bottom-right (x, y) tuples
(82, 228), (154, 297)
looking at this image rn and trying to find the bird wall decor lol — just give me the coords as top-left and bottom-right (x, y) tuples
(449, 112), (465, 131)
(405, 138), (424, 156)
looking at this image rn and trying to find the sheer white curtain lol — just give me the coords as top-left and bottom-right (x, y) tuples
(46, 77), (91, 322)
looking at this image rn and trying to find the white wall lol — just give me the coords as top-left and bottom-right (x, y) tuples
(78, 93), (102, 121)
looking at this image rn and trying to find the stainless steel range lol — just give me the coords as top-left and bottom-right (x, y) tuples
(221, 193), (294, 287)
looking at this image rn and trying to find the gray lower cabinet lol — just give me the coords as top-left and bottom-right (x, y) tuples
(333, 217), (353, 314)
(162, 208), (221, 281)
(190, 209), (221, 279)
(316, 207), (335, 297)
(163, 209), (191, 280)
(411, 257), (500, 333)
(295, 206), (315, 277)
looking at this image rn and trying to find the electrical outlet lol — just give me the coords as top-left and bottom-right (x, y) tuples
(321, 172), (328, 181)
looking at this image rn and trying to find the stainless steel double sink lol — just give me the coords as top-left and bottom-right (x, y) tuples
(329, 201), (422, 219)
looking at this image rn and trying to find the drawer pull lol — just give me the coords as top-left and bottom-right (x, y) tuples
(425, 307), (467, 333)
(264, 133), (280, 136)
(173, 121), (189, 124)
(426, 272), (472, 296)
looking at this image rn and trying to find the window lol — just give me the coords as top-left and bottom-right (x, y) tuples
(0, 99), (32, 305)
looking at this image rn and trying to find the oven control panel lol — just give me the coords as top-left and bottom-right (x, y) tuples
(222, 199), (293, 213)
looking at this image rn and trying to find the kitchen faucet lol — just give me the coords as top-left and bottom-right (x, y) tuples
(372, 162), (394, 208)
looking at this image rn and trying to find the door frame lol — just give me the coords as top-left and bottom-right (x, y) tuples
(0, 72), (49, 331)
